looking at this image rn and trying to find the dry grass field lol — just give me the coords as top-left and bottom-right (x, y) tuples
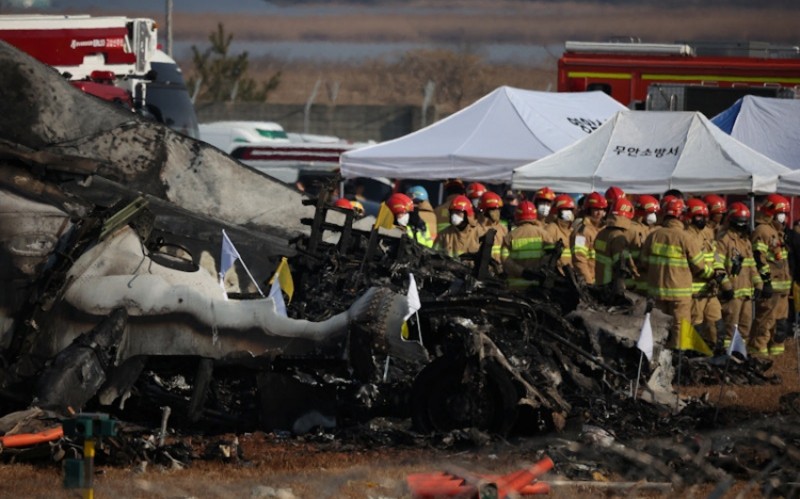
(166, 2), (799, 45)
(96, 1), (800, 111)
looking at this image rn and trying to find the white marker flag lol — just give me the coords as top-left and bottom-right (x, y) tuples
(728, 324), (747, 359)
(637, 312), (654, 361)
(404, 273), (421, 321)
(219, 229), (241, 285)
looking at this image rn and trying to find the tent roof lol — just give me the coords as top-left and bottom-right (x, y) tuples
(711, 95), (800, 170)
(511, 110), (792, 195)
(778, 170), (800, 195)
(340, 86), (625, 182)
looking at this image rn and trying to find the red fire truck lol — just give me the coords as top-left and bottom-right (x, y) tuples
(0, 14), (199, 138)
(558, 40), (800, 117)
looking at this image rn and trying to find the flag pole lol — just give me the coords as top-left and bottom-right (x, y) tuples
(240, 259), (265, 297)
(414, 310), (424, 347)
(633, 351), (644, 401)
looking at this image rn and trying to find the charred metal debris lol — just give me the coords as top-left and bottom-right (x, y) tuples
(0, 155), (780, 443)
(0, 146), (662, 440)
(0, 126), (783, 441)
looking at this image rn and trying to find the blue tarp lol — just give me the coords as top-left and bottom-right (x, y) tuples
(710, 95), (800, 170)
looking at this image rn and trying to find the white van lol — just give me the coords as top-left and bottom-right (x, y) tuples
(198, 121), (291, 154)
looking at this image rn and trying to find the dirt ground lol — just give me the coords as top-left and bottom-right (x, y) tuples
(1, 340), (798, 498)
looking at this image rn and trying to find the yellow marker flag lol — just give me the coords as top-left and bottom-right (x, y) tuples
(269, 257), (294, 303)
(678, 319), (713, 356)
(401, 322), (411, 340)
(373, 202), (395, 230)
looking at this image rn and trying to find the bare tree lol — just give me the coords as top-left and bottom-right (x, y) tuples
(187, 23), (281, 103)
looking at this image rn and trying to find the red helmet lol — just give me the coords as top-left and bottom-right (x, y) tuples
(728, 202), (751, 222)
(762, 193), (790, 216)
(387, 193), (414, 216)
(515, 201), (538, 222)
(660, 194), (676, 212)
(686, 198), (709, 218)
(466, 182), (487, 200)
(449, 194), (474, 217)
(611, 197), (635, 219)
(534, 187), (556, 203)
(605, 186), (626, 205)
(703, 194), (727, 215)
(553, 194), (576, 211)
(635, 194), (660, 215)
(479, 191), (503, 211)
(584, 191), (609, 210)
(664, 198), (687, 218)
(334, 198), (353, 210)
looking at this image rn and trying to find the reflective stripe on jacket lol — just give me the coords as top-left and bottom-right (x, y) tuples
(594, 215), (635, 286)
(545, 219), (573, 268)
(571, 217), (601, 284)
(752, 216), (791, 293)
(478, 218), (509, 264)
(501, 221), (549, 289)
(641, 218), (712, 300)
(407, 224), (435, 248)
(687, 224), (726, 295)
(716, 226), (762, 298)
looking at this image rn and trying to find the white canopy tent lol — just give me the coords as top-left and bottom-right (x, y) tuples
(776, 170), (800, 196)
(339, 86), (626, 182)
(712, 95), (800, 170)
(512, 110), (792, 195)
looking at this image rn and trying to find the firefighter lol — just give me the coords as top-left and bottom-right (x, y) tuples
(477, 191), (508, 264)
(434, 179), (466, 234)
(685, 198), (726, 347)
(500, 189), (521, 229)
(704, 194), (727, 235)
(434, 194), (482, 258)
(658, 194), (676, 224)
(406, 185), (438, 241)
(716, 202), (762, 348)
(533, 187), (556, 223)
(594, 197), (638, 293)
(466, 182), (488, 211)
(501, 200), (550, 290)
(640, 197), (713, 347)
(604, 185), (626, 208)
(545, 194), (576, 272)
(629, 194), (661, 294)
(571, 191), (607, 285)
(633, 194), (661, 235)
(751, 194), (792, 356)
(387, 193), (433, 247)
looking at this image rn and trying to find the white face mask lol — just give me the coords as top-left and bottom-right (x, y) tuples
(396, 213), (410, 227)
(559, 210), (574, 222)
(450, 213), (465, 227)
(776, 213), (787, 224)
(471, 198), (480, 209)
(537, 203), (551, 217)
(645, 212), (658, 225)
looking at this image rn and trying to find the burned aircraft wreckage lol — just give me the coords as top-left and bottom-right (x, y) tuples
(0, 41), (679, 439)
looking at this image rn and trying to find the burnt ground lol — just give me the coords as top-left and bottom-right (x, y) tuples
(1, 341), (799, 498)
